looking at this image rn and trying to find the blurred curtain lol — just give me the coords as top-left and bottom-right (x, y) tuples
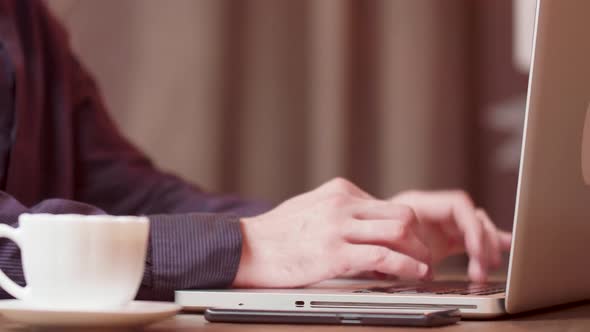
(47, 0), (474, 203)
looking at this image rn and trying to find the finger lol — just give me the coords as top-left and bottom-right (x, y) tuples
(352, 200), (416, 221)
(449, 194), (487, 274)
(343, 219), (431, 263)
(498, 230), (512, 250)
(392, 191), (487, 265)
(468, 259), (487, 283)
(341, 271), (394, 280)
(350, 200), (426, 244)
(343, 244), (431, 280)
(477, 209), (501, 268)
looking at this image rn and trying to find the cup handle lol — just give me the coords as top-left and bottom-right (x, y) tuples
(0, 224), (30, 300)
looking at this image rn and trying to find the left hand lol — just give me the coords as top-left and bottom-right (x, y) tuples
(390, 190), (512, 282)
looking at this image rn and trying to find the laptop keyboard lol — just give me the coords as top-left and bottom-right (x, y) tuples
(353, 281), (505, 296)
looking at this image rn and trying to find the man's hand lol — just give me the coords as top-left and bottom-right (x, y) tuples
(232, 178), (512, 288)
(390, 190), (512, 283)
(233, 178), (431, 288)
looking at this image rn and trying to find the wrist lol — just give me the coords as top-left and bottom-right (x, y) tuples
(233, 217), (255, 287)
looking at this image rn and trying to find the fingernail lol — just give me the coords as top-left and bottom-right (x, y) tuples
(469, 260), (487, 283)
(419, 263), (429, 277)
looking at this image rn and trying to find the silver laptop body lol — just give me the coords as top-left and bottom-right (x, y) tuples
(175, 0), (590, 318)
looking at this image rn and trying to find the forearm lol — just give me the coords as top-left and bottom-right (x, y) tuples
(76, 134), (271, 218)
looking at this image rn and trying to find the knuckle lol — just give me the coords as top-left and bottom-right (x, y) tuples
(394, 205), (417, 223)
(368, 247), (389, 267)
(452, 190), (474, 206)
(477, 209), (492, 223)
(393, 220), (411, 241)
(334, 247), (353, 274)
(327, 177), (354, 194)
(324, 192), (351, 209)
(337, 259), (353, 275)
(400, 190), (420, 200)
(337, 219), (355, 237)
(477, 226), (486, 241)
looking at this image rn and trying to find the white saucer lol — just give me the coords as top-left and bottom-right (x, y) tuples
(0, 300), (180, 328)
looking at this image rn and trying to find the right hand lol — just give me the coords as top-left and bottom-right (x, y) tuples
(232, 178), (432, 288)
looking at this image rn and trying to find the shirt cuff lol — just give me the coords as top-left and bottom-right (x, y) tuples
(145, 213), (243, 300)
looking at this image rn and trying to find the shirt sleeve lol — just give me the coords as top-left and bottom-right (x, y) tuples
(66, 54), (274, 300)
(0, 192), (252, 301)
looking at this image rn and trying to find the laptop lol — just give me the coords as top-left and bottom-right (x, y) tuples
(175, 0), (590, 318)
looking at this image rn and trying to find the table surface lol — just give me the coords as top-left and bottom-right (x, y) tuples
(149, 302), (590, 332)
(1, 301), (589, 331)
(1, 269), (588, 331)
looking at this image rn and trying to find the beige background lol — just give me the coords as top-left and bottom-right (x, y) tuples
(46, 1), (529, 226)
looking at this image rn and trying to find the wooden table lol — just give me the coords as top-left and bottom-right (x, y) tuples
(1, 268), (586, 331)
(2, 301), (588, 331)
(149, 302), (590, 331)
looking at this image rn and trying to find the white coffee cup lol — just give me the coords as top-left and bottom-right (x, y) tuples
(0, 213), (149, 310)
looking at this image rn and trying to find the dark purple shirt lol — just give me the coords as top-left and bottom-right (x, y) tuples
(0, 0), (269, 301)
